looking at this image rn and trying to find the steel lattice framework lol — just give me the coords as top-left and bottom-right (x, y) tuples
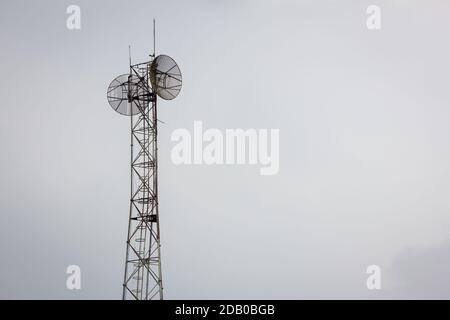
(122, 61), (163, 300)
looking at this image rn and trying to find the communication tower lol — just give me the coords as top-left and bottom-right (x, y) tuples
(106, 25), (182, 300)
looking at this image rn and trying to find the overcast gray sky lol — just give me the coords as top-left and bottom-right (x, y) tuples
(1, 0), (450, 299)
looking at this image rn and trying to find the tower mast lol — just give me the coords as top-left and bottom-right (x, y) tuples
(122, 41), (163, 300)
(106, 23), (182, 300)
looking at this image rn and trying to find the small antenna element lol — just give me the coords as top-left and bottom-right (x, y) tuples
(129, 45), (132, 66)
(153, 18), (156, 57)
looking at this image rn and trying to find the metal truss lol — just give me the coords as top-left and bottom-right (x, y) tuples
(122, 61), (163, 300)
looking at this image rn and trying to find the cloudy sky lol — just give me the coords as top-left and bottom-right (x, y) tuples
(1, 0), (450, 299)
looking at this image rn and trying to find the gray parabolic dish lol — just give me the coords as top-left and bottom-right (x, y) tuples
(150, 55), (182, 100)
(107, 74), (144, 116)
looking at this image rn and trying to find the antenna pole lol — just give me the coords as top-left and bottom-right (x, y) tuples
(129, 45), (132, 66)
(153, 18), (156, 57)
(122, 61), (134, 300)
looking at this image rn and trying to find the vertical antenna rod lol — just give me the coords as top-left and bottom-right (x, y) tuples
(122, 55), (134, 300)
(153, 18), (156, 57)
(129, 45), (132, 66)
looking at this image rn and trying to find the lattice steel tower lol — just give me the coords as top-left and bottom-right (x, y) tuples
(106, 30), (182, 300)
